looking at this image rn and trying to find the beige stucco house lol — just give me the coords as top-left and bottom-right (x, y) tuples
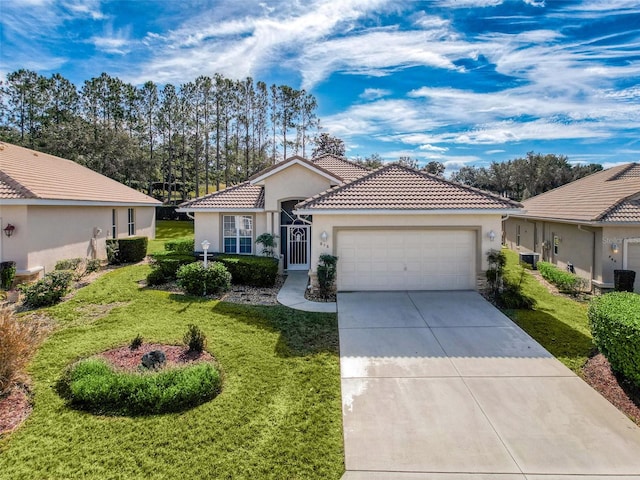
(0, 142), (161, 279)
(178, 154), (521, 291)
(504, 163), (640, 293)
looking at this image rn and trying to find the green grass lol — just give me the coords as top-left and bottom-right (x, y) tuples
(502, 249), (594, 373)
(148, 220), (194, 254)
(0, 266), (343, 479)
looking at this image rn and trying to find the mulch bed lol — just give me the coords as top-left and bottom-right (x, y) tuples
(97, 343), (214, 372)
(583, 353), (640, 425)
(0, 386), (32, 436)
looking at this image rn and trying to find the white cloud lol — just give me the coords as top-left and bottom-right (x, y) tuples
(132, 0), (392, 84)
(485, 149), (505, 154)
(90, 25), (133, 55)
(418, 144), (448, 152)
(359, 88), (392, 100)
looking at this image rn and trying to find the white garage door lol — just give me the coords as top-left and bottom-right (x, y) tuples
(337, 229), (476, 291)
(627, 242), (640, 293)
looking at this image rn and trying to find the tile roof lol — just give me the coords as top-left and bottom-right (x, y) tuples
(0, 142), (160, 204)
(296, 164), (522, 211)
(178, 182), (264, 210)
(311, 154), (370, 181)
(600, 197), (640, 223)
(519, 163), (640, 223)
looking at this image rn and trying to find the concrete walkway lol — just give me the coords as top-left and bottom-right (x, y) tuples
(338, 291), (640, 480)
(276, 271), (336, 313)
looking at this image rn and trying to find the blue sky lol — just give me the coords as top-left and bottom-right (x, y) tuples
(2, 0), (640, 172)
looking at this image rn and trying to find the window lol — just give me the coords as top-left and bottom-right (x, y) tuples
(127, 208), (135, 236)
(516, 225), (521, 247)
(553, 235), (559, 255)
(223, 215), (253, 254)
(111, 209), (117, 238)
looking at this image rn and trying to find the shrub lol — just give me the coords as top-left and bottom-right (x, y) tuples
(106, 237), (148, 264)
(116, 237), (148, 263)
(55, 258), (83, 271)
(106, 239), (120, 264)
(19, 270), (74, 308)
(184, 324), (207, 353)
(537, 261), (586, 295)
(56, 358), (222, 415)
(485, 249), (506, 297)
(149, 252), (195, 280)
(85, 259), (102, 274)
(588, 292), (640, 386)
(129, 334), (144, 350)
(498, 279), (536, 310)
(317, 254), (338, 298)
(146, 268), (167, 286)
(164, 239), (195, 255)
(214, 254), (278, 287)
(0, 308), (46, 395)
(55, 257), (101, 280)
(255, 233), (278, 257)
(176, 262), (231, 296)
(0, 261), (16, 290)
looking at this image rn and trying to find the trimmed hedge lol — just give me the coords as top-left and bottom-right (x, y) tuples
(149, 252), (196, 279)
(164, 239), (195, 255)
(588, 292), (640, 386)
(537, 261), (585, 295)
(176, 262), (231, 296)
(57, 358), (222, 416)
(214, 254), (278, 287)
(106, 237), (148, 264)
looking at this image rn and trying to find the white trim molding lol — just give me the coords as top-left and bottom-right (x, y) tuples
(623, 237), (640, 269)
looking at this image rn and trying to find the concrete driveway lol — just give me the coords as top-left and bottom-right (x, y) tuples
(338, 291), (640, 480)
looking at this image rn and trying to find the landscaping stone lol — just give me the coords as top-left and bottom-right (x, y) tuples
(141, 350), (166, 369)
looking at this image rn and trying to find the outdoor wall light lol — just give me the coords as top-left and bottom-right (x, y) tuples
(320, 231), (329, 242)
(3, 224), (15, 237)
(487, 230), (496, 242)
(611, 243), (619, 254)
(201, 240), (211, 267)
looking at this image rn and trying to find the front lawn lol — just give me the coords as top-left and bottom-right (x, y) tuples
(502, 249), (593, 374)
(148, 220), (194, 254)
(0, 265), (343, 479)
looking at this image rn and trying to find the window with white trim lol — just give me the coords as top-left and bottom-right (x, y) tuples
(111, 209), (117, 238)
(127, 208), (135, 236)
(223, 215), (253, 254)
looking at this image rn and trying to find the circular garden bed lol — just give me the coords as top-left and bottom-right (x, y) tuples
(56, 342), (222, 416)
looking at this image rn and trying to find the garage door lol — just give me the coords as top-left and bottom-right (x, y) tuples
(337, 229), (476, 291)
(627, 242), (640, 293)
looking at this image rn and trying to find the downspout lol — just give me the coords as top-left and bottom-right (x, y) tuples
(185, 212), (195, 220)
(578, 224), (596, 291)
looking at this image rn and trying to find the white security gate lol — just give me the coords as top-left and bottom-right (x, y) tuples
(337, 229), (476, 291)
(287, 225), (310, 270)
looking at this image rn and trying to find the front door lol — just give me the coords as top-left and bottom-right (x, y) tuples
(287, 225), (310, 270)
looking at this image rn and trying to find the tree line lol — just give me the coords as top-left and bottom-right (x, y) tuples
(0, 70), (319, 202)
(449, 152), (603, 201)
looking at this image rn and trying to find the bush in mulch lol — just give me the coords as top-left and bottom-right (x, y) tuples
(56, 353), (221, 416)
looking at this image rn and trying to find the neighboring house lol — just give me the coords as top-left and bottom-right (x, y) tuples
(178, 154), (521, 291)
(0, 142), (161, 279)
(504, 163), (640, 293)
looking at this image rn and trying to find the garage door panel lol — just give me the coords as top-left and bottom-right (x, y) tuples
(337, 229), (476, 291)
